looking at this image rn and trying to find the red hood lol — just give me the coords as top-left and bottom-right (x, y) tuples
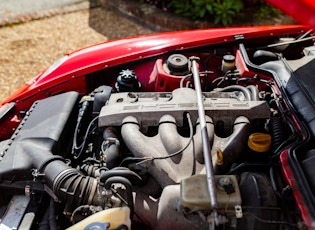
(267, 0), (315, 28)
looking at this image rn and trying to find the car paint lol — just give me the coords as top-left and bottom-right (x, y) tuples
(1, 25), (307, 107)
(267, 0), (315, 29)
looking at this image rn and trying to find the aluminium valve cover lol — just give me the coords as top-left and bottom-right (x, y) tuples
(98, 88), (270, 127)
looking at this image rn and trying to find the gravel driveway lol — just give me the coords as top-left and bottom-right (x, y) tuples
(0, 4), (153, 102)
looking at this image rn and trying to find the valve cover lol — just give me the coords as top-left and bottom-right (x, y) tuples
(99, 88), (270, 127)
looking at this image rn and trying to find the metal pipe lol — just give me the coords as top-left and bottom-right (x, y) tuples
(247, 85), (259, 101)
(264, 35), (315, 48)
(190, 57), (218, 212)
(217, 85), (252, 101)
(121, 115), (214, 186)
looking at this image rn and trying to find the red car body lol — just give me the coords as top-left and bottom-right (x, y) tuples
(1, 1), (315, 229)
(0, 25), (307, 135)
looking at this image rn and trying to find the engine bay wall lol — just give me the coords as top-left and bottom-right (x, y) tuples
(260, 55), (315, 138)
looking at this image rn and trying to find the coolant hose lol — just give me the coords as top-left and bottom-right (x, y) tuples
(253, 50), (278, 64)
(104, 176), (134, 219)
(104, 144), (120, 169)
(99, 168), (142, 186)
(102, 127), (120, 169)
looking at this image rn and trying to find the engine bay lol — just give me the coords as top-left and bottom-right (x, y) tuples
(1, 32), (315, 229)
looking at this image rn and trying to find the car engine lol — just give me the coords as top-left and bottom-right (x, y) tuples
(1, 39), (313, 229)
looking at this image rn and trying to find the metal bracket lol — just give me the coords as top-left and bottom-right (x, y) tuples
(234, 34), (245, 40)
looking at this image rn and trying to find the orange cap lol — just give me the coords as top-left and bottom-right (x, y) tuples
(248, 133), (272, 153)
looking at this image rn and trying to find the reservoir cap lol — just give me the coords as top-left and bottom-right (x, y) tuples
(248, 133), (272, 153)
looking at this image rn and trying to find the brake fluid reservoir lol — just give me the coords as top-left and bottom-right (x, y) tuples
(180, 174), (241, 210)
(66, 207), (131, 230)
(221, 54), (235, 73)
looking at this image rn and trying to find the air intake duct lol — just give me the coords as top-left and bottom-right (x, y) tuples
(0, 92), (101, 212)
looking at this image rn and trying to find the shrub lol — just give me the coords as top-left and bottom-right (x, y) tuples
(167, 0), (243, 25)
(139, 0), (279, 26)
(254, 3), (280, 19)
(211, 0), (243, 25)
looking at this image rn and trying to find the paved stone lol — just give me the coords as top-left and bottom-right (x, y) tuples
(0, 0), (85, 17)
(0, 0), (93, 26)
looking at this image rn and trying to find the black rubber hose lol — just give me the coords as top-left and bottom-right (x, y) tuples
(104, 144), (120, 169)
(270, 117), (286, 153)
(80, 164), (98, 177)
(104, 176), (134, 219)
(38, 199), (57, 230)
(102, 127), (121, 170)
(253, 50), (278, 64)
(38, 204), (50, 230)
(80, 163), (107, 177)
(48, 199), (57, 230)
(99, 168), (142, 186)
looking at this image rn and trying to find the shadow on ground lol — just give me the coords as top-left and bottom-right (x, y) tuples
(88, 0), (154, 41)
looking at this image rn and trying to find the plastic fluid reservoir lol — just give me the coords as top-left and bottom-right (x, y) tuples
(221, 54), (235, 73)
(180, 174), (241, 210)
(66, 207), (131, 230)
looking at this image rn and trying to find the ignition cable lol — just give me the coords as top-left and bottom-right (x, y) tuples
(72, 116), (99, 159)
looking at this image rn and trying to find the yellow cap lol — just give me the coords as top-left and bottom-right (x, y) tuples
(248, 133), (272, 153)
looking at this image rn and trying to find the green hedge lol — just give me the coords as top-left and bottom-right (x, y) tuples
(140, 0), (280, 26)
